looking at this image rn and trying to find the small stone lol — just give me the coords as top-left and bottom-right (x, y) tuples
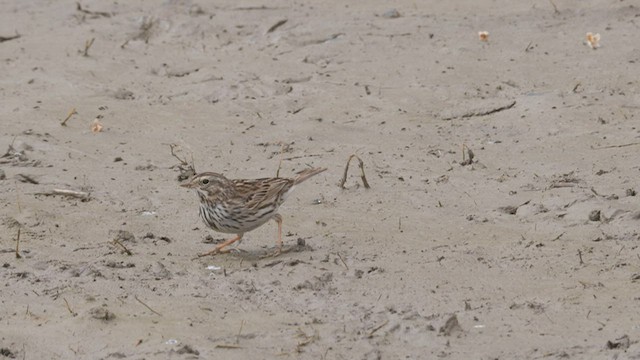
(0, 169), (5, 180)
(382, 8), (401, 18)
(626, 189), (636, 197)
(588, 210), (601, 222)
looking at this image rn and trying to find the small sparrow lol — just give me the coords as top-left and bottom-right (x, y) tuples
(181, 167), (327, 257)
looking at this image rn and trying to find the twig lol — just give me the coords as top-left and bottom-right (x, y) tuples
(267, 19), (287, 33)
(441, 100), (516, 120)
(0, 33), (21, 43)
(282, 154), (322, 161)
(236, 320), (245, 344)
(15, 227), (21, 259)
(76, 2), (111, 17)
(591, 142), (640, 150)
(112, 238), (132, 255)
(83, 38), (95, 57)
(339, 154), (371, 189)
(367, 320), (389, 338)
(296, 328), (318, 352)
(63, 298), (77, 316)
(135, 295), (162, 316)
(578, 249), (584, 265)
(336, 252), (348, 270)
(215, 344), (243, 349)
(35, 189), (90, 200)
(524, 41), (533, 52)
(60, 108), (78, 126)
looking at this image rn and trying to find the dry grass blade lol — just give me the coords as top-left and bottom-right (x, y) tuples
(135, 295), (162, 316)
(83, 37), (95, 57)
(367, 320), (389, 338)
(36, 189), (90, 200)
(112, 238), (132, 256)
(63, 298), (77, 316)
(169, 144), (196, 181)
(15, 227), (22, 259)
(60, 108), (78, 126)
(340, 154), (370, 189)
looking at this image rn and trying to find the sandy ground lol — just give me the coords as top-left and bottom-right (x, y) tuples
(1, 0), (640, 358)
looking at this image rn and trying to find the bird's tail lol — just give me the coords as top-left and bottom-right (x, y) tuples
(293, 167), (327, 184)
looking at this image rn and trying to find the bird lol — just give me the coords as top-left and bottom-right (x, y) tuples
(181, 167), (327, 257)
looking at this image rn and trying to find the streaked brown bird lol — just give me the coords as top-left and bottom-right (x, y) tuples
(181, 167), (327, 257)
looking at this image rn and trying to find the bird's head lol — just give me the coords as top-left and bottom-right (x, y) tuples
(181, 172), (234, 199)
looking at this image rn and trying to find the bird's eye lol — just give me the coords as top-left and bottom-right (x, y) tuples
(202, 179), (210, 185)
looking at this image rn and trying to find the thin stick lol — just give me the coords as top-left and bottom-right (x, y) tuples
(61, 108), (77, 126)
(591, 142), (640, 150)
(367, 320), (389, 338)
(340, 154), (371, 189)
(35, 189), (90, 200)
(15, 227), (21, 259)
(577, 249), (584, 265)
(112, 238), (132, 255)
(215, 344), (243, 349)
(135, 295), (162, 316)
(336, 252), (348, 270)
(236, 320), (245, 344)
(83, 38), (95, 57)
(63, 298), (77, 316)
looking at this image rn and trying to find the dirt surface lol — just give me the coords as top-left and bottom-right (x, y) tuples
(1, 0), (640, 358)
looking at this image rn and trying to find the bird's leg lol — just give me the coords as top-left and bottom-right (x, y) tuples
(261, 214), (284, 258)
(274, 214), (283, 255)
(198, 234), (243, 257)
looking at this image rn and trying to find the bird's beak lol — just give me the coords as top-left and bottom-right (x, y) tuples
(180, 182), (194, 188)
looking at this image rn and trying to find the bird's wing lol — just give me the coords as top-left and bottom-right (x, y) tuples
(232, 178), (293, 210)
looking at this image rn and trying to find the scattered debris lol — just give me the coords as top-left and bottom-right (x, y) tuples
(0, 33), (21, 43)
(267, 19), (287, 33)
(82, 37), (95, 57)
(606, 335), (630, 350)
(460, 144), (475, 166)
(60, 108), (78, 126)
(88, 306), (116, 321)
(113, 88), (134, 100)
(76, 2), (112, 18)
(0, 348), (16, 358)
(367, 320), (389, 338)
(340, 154), (370, 189)
(439, 314), (463, 336)
(586, 32), (600, 49)
(440, 99), (516, 120)
(478, 31), (489, 42)
(498, 200), (531, 215)
(35, 189), (90, 201)
(135, 295), (162, 316)
(175, 345), (199, 355)
(382, 9), (401, 19)
(169, 144), (196, 181)
(91, 116), (104, 133)
(15, 174), (38, 184)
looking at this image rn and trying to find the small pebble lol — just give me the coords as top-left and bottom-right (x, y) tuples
(382, 9), (401, 18)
